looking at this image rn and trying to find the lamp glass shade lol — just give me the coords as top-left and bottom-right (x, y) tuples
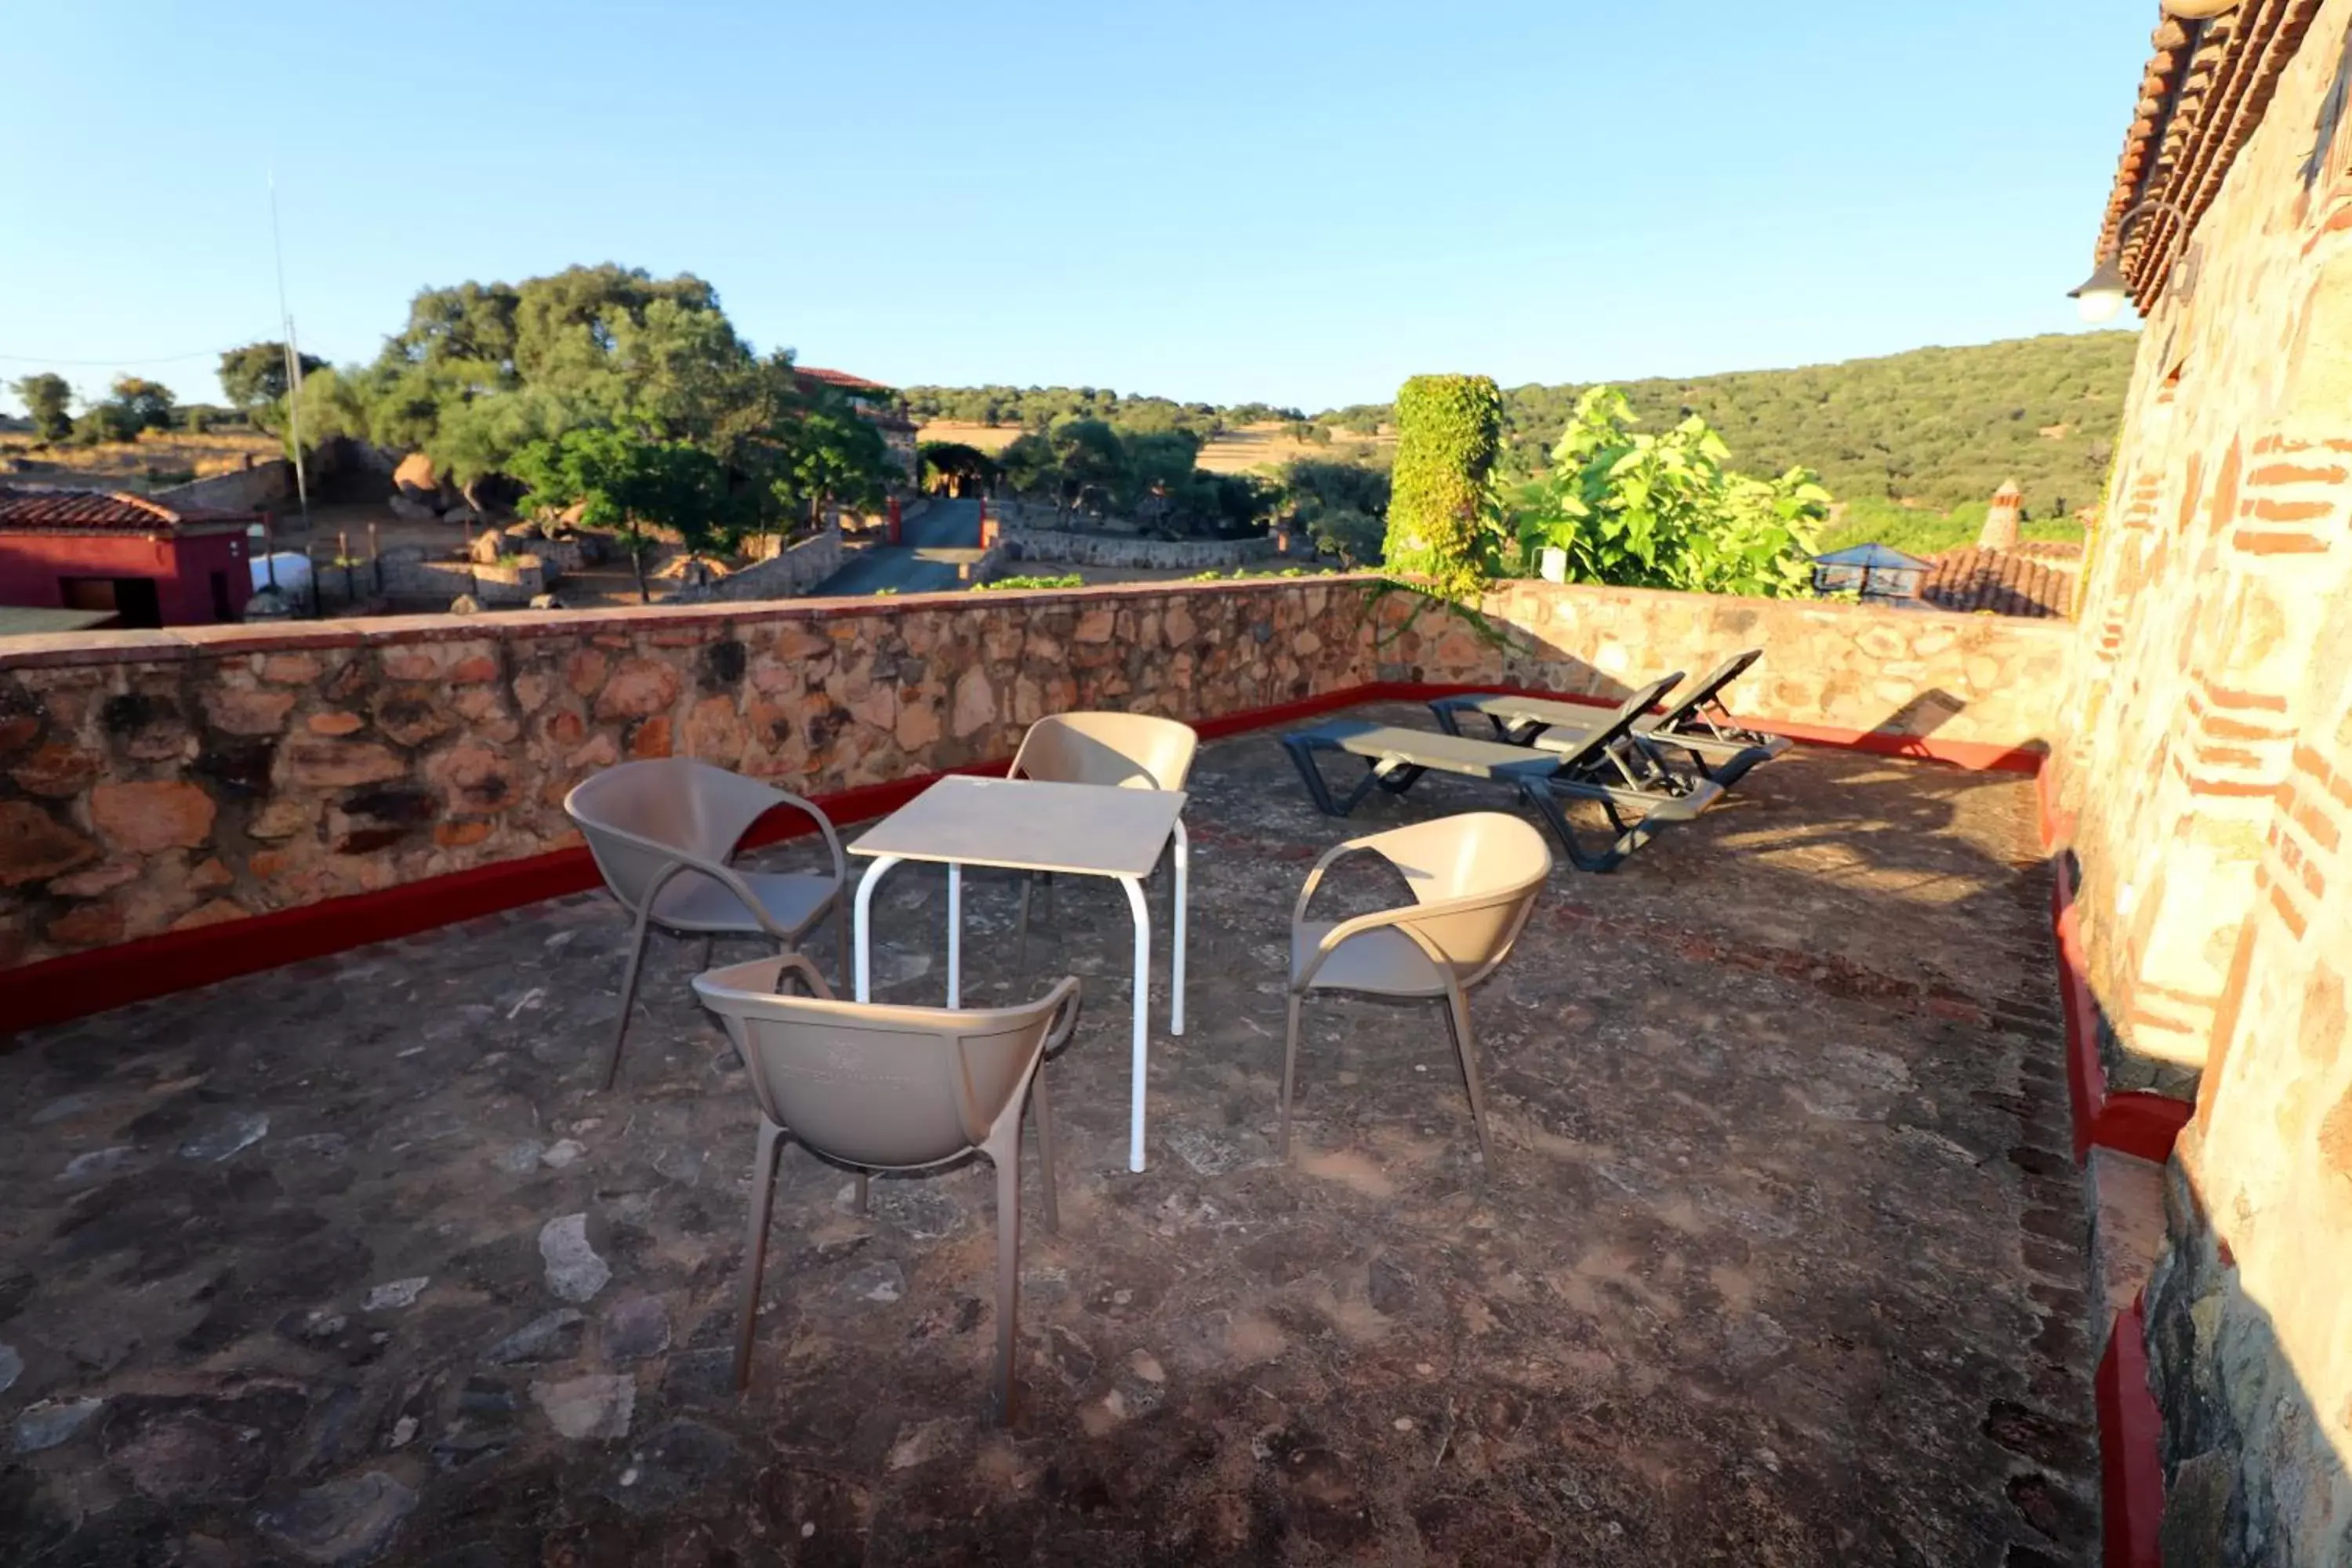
(2070, 257), (2130, 325)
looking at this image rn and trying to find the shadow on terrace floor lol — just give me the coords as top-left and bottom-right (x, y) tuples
(0, 705), (2096, 1566)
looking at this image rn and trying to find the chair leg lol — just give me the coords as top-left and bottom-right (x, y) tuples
(605, 904), (659, 1091)
(1031, 1066), (1060, 1236)
(833, 895), (851, 995)
(1278, 992), (1305, 1159)
(733, 1119), (789, 1391)
(987, 1130), (1024, 1426)
(1439, 984), (1497, 1169)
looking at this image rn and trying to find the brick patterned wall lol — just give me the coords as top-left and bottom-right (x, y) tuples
(2059, 3), (2352, 1559)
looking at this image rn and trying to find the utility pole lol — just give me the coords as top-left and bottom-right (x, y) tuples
(268, 172), (312, 535)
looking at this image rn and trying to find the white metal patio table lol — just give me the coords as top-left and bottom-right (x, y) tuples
(848, 774), (1188, 1172)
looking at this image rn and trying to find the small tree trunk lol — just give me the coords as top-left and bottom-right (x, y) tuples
(633, 543), (652, 605)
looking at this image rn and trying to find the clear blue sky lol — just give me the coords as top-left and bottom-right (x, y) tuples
(2, 1), (2151, 417)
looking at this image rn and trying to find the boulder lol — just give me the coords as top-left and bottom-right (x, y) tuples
(448, 595), (485, 615)
(441, 505), (482, 527)
(528, 593), (566, 611)
(386, 495), (437, 522)
(470, 532), (508, 566)
(391, 452), (442, 503)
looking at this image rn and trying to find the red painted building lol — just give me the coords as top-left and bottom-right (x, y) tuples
(0, 488), (259, 627)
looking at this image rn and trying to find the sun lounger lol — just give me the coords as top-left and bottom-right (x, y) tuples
(1428, 650), (1791, 788)
(1283, 673), (1724, 872)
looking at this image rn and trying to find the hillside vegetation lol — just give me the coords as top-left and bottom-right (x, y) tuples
(1325, 332), (2139, 517)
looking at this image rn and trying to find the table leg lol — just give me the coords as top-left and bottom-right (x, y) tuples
(1119, 876), (1150, 1173)
(852, 855), (903, 1004)
(946, 862), (962, 1010)
(1171, 818), (1189, 1037)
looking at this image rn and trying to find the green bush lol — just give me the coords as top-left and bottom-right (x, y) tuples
(973, 572), (1084, 591)
(1514, 387), (1828, 598)
(1384, 375), (1504, 600)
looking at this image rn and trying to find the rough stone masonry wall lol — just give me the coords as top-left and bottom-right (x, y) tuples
(2056, 2), (2352, 1560)
(1001, 524), (1285, 572)
(0, 579), (1370, 971)
(1383, 579), (2073, 755)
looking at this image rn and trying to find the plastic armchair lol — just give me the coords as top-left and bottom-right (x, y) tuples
(564, 757), (848, 1090)
(1280, 812), (1552, 1167)
(1007, 711), (1200, 965)
(691, 953), (1081, 1425)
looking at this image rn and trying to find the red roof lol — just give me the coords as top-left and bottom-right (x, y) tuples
(795, 366), (895, 394)
(1919, 546), (2077, 619)
(0, 487), (251, 532)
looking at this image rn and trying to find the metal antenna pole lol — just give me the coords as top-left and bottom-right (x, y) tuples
(268, 173), (311, 533)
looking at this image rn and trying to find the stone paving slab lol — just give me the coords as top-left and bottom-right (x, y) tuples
(0, 707), (2095, 1566)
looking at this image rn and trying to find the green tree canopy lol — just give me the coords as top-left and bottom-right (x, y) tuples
(217, 342), (328, 420)
(11, 373), (72, 441)
(107, 376), (176, 434)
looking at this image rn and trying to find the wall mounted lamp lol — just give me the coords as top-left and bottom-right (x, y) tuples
(2071, 195), (2195, 323)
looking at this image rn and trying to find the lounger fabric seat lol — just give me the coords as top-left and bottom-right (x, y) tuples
(1282, 676), (1724, 872)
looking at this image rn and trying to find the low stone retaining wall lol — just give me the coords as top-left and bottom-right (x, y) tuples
(155, 459), (297, 514)
(372, 548), (547, 606)
(0, 579), (1370, 967)
(0, 574), (2077, 972)
(673, 528), (841, 604)
(1377, 579), (2073, 764)
(1000, 524), (1283, 572)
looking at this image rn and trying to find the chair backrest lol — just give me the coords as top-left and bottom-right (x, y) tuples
(1657, 649), (1761, 728)
(692, 957), (1077, 1170)
(1010, 712), (1199, 792)
(1362, 813), (1552, 985)
(564, 758), (779, 913)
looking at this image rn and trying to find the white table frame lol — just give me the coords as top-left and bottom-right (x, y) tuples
(849, 782), (1187, 1173)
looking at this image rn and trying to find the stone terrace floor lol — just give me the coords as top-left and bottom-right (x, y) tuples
(0, 704), (2098, 1567)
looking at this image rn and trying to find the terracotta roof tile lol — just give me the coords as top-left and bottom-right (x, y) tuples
(1919, 546), (2076, 619)
(2095, 2), (2323, 310)
(795, 367), (895, 394)
(0, 487), (249, 532)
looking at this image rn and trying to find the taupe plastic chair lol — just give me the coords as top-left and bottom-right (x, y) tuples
(691, 953), (1080, 1423)
(1281, 812), (1552, 1166)
(1007, 711), (1199, 962)
(564, 758), (848, 1090)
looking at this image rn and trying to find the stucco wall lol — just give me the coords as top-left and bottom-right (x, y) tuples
(2055, 4), (2352, 1561)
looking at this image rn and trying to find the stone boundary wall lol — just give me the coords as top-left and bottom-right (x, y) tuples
(1378, 580), (2073, 757)
(372, 548), (547, 606)
(673, 528), (842, 604)
(2049, 7), (2352, 1563)
(0, 579), (1374, 970)
(1000, 524), (1283, 572)
(154, 460), (296, 515)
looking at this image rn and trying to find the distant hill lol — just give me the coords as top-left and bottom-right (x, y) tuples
(1323, 332), (2140, 519)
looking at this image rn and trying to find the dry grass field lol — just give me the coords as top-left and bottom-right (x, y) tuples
(916, 419), (1393, 476)
(0, 428), (280, 492)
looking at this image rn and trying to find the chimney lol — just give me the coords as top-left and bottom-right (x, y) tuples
(1979, 481), (2024, 550)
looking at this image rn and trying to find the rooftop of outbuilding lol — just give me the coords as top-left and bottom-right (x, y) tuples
(0, 706), (2095, 1565)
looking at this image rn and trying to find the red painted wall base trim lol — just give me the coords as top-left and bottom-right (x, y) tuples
(2097, 1300), (2166, 1568)
(2, 677), (2054, 1036)
(2053, 857), (2193, 1166)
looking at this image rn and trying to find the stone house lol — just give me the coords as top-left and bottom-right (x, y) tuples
(2056, 2), (2352, 1561)
(794, 365), (920, 482)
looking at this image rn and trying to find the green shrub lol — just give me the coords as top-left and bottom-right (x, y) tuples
(1384, 374), (1504, 600)
(973, 572), (1084, 592)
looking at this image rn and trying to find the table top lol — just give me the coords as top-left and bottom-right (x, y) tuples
(849, 775), (1186, 878)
